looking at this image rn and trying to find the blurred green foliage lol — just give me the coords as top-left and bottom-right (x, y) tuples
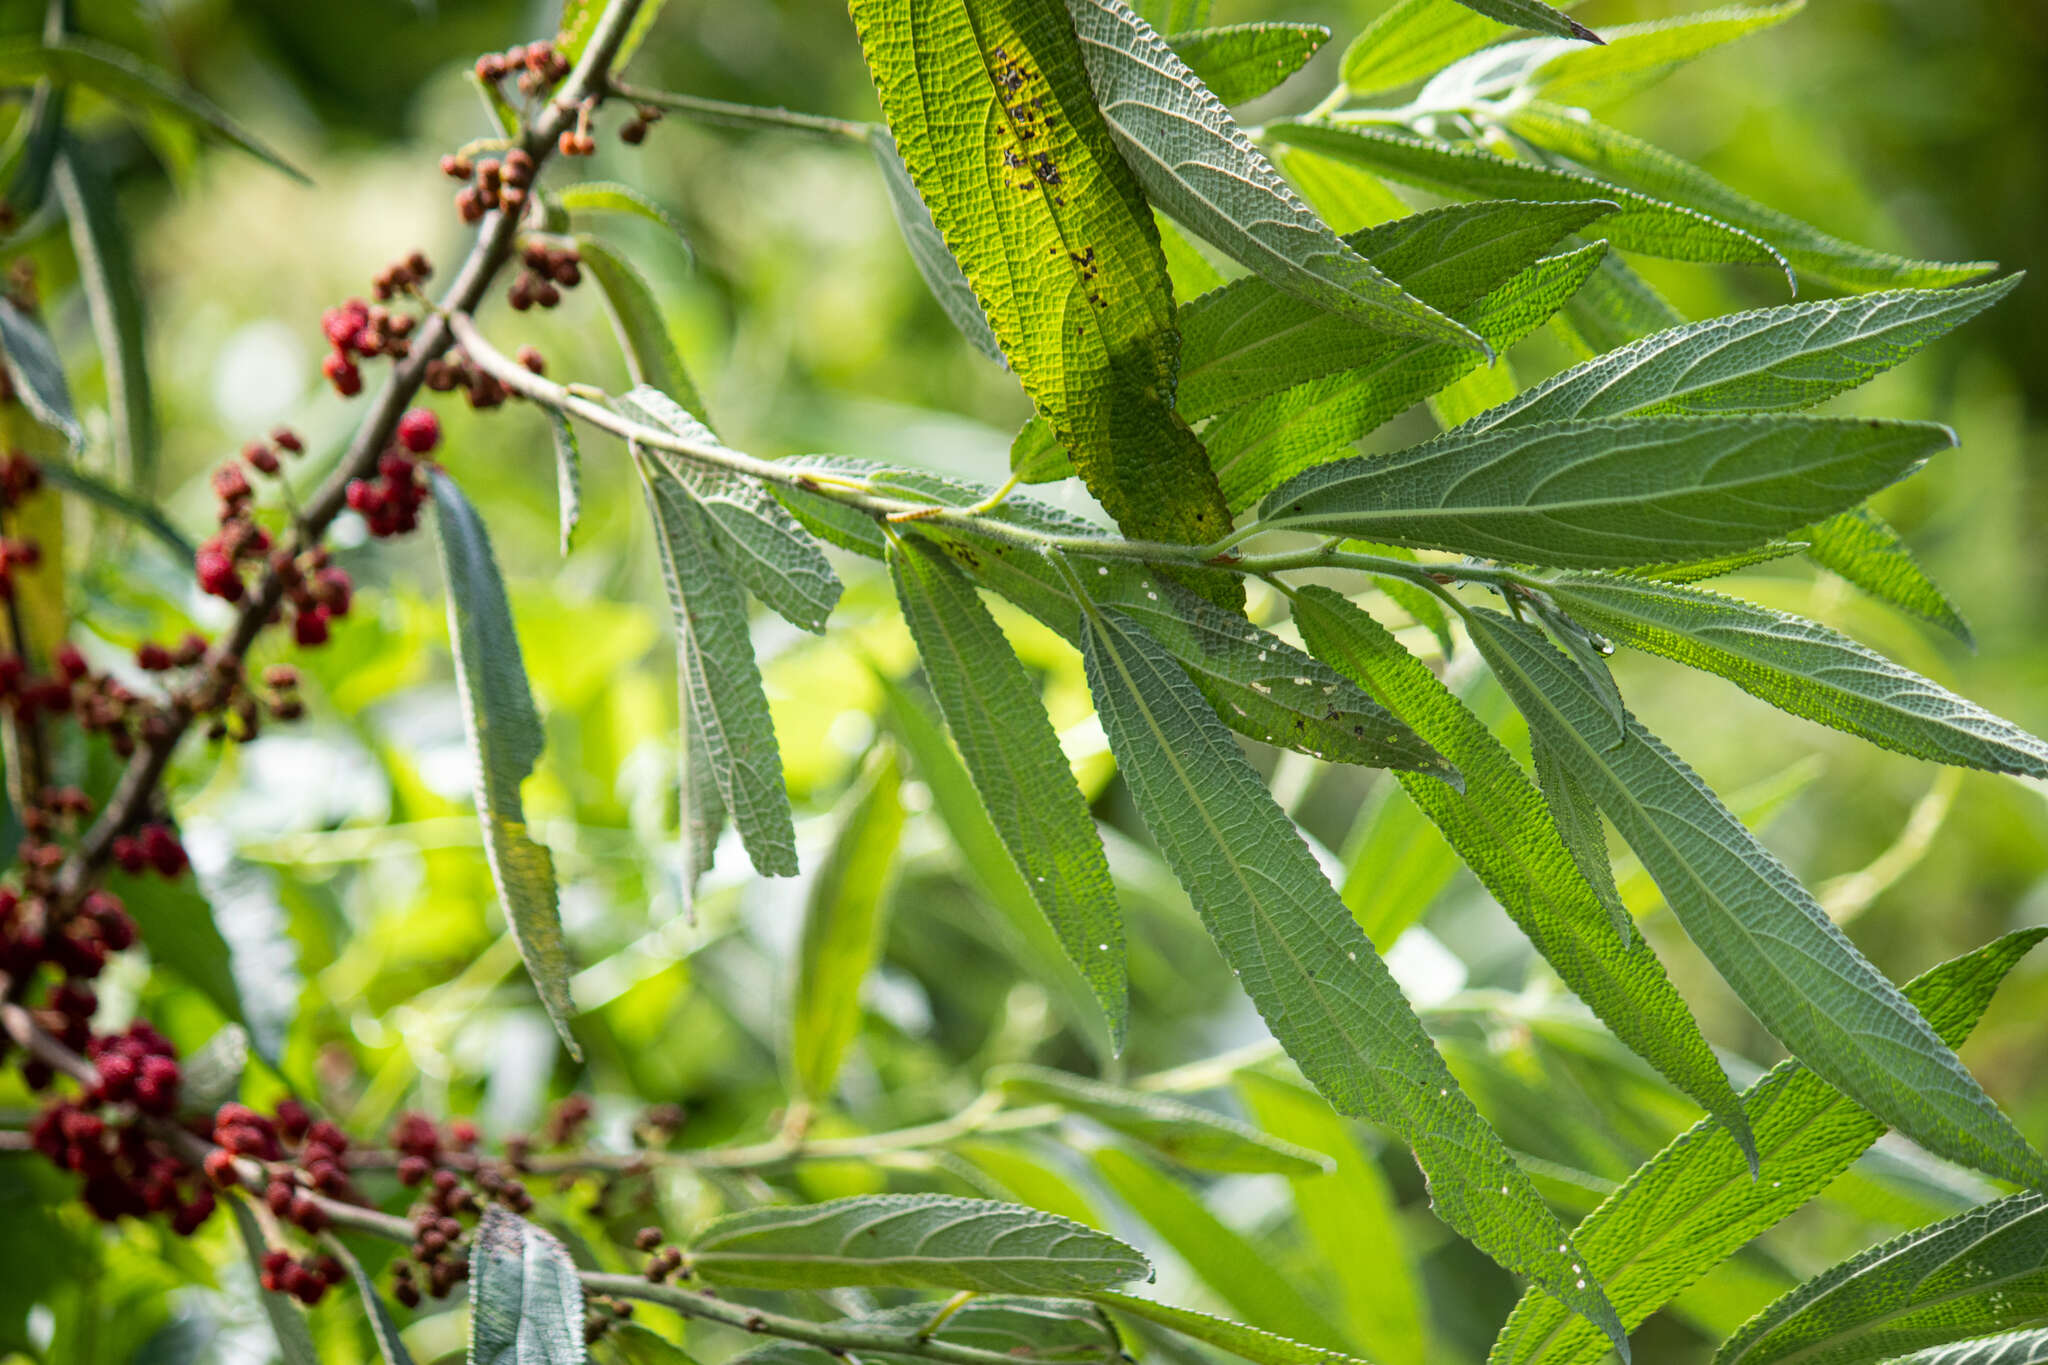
(3, 2), (2044, 1363)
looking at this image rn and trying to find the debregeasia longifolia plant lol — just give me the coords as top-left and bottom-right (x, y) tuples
(0, 1), (2042, 1364)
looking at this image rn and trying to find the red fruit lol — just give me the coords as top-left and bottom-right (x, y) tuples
(293, 608), (330, 647)
(275, 1098), (311, 1142)
(55, 643), (88, 681)
(95, 1051), (138, 1102)
(140, 824), (188, 877)
(135, 642), (174, 671)
(265, 1179), (295, 1215)
(323, 352), (363, 397)
(289, 1193), (327, 1233)
(204, 1148), (242, 1188)
(261, 1247), (293, 1292)
(398, 1155), (431, 1186)
(196, 548), (243, 601)
(396, 408), (440, 454)
(212, 463), (252, 504)
(134, 1055), (181, 1114)
(245, 443), (281, 475)
(171, 1188), (216, 1236)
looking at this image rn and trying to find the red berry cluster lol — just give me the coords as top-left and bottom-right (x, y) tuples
(0, 448), (42, 611)
(260, 1248), (346, 1306)
(476, 41), (569, 98)
(2, 808), (142, 1039)
(422, 349), (510, 410)
(510, 239), (581, 311)
(26, 1021), (210, 1231)
(109, 822), (189, 879)
(345, 408), (438, 538)
(321, 297), (417, 398)
(374, 250), (434, 303)
(449, 148), (540, 224)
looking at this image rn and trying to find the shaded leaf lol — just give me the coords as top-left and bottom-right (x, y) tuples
(0, 295), (81, 447)
(1068, 0), (1484, 353)
(545, 408), (581, 555)
(726, 1298), (1121, 1365)
(227, 1197), (318, 1365)
(1883, 1331), (2048, 1365)
(557, 181), (689, 249)
(33, 457), (192, 559)
(992, 1064), (1328, 1176)
(1257, 415), (1955, 568)
(1090, 1291), (1387, 1365)
(1011, 415), (1074, 484)
(1073, 591), (1624, 1348)
(327, 1237), (417, 1365)
(1465, 607), (2048, 1190)
(576, 235), (708, 415)
(431, 473), (578, 1057)
(1529, 729), (1629, 935)
(890, 538), (1126, 1043)
(593, 1323), (700, 1365)
(1167, 22), (1329, 106)
(868, 129), (1005, 363)
(54, 138), (154, 486)
(1804, 508), (1973, 645)
(175, 1025), (248, 1119)
(686, 1194), (1151, 1292)
(791, 744), (906, 1100)
(1490, 929), (2046, 1365)
(469, 1207), (586, 1365)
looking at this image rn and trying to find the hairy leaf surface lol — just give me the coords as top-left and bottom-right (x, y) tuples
(469, 1207), (587, 1365)
(54, 140), (154, 486)
(1465, 607), (2048, 1191)
(727, 1298), (1121, 1365)
(1487, 927), (2045, 1365)
(1257, 415), (1954, 567)
(0, 297), (81, 448)
(1091, 1292), (1384, 1365)
(578, 237), (709, 415)
(1803, 508), (1973, 645)
(687, 1195), (1151, 1292)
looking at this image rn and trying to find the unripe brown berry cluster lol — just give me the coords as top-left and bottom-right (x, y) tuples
(510, 239), (581, 311)
(423, 349), (511, 410)
(374, 250), (434, 303)
(476, 41), (569, 97)
(618, 104), (663, 145)
(451, 147), (541, 224)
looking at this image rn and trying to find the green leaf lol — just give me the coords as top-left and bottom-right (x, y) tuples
(874, 671), (1113, 1058)
(557, 181), (689, 247)
(1204, 241), (1607, 512)
(227, 1197), (319, 1365)
(1629, 542), (1809, 585)
(867, 130), (1006, 364)
(327, 1237), (417, 1365)
(1167, 23), (1329, 106)
(1489, 929), (2047, 1365)
(53, 138), (155, 487)
(1803, 508), (1974, 645)
(1257, 415), (1955, 568)
(1072, 590), (1624, 1349)
(545, 408), (581, 556)
(1092, 1146), (1349, 1349)
(558, 0), (669, 65)
(1505, 102), (1994, 290)
(1011, 415), (1075, 484)
(1558, 252), (1685, 357)
(1464, 606), (2048, 1191)
(33, 458), (192, 559)
(1339, 765), (1461, 947)
(175, 1025), (249, 1119)
(889, 538), (1127, 1044)
(1177, 199), (1612, 421)
(615, 386), (841, 633)
(920, 531), (1452, 775)
(594, 1323), (701, 1365)
(0, 295), (81, 448)
(848, 0), (1237, 566)
(1067, 0), (1485, 354)
(1529, 729), (1629, 934)
(636, 450), (795, 877)
(431, 474), (577, 1057)
(791, 744), (906, 1101)
(1340, 0), (1555, 99)
(0, 37), (307, 182)
(1474, 277), (2021, 429)
(1236, 1072), (1430, 1365)
(1882, 1330), (2048, 1365)
(729, 1299), (1120, 1365)
(1289, 586), (1749, 1154)
(469, 1207), (587, 1365)
(991, 1064), (1329, 1176)
(1718, 1194), (2048, 1365)
(1267, 122), (1788, 281)
(576, 235), (709, 416)
(1525, 2), (1804, 108)
(1089, 1291), (1386, 1365)
(686, 1194), (1151, 1293)
(1541, 574), (2048, 777)
(1445, 0), (1597, 44)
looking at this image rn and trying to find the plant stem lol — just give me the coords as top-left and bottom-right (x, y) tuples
(606, 81), (874, 144)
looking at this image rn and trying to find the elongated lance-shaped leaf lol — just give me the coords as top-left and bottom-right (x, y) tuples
(1542, 574), (2048, 777)
(53, 139), (155, 487)
(1507, 103), (1994, 291)
(889, 538), (1127, 1044)
(728, 1298), (1123, 1365)
(0, 37), (307, 182)
(686, 1194), (1151, 1293)
(1237, 1071), (1430, 1365)
(1491, 930), (2047, 1365)
(1884, 1331), (2048, 1365)
(430, 473), (578, 1058)
(1529, 729), (1630, 936)
(990, 1063), (1330, 1176)
(557, 0), (670, 66)
(1178, 198), (1613, 420)
(469, 1207), (586, 1365)
(921, 527), (1451, 775)
(869, 130), (1006, 363)
(679, 683), (727, 904)
(1446, 0), (1597, 44)
(556, 180), (689, 248)
(1256, 415), (1955, 568)
(33, 458), (192, 559)
(1289, 586), (1749, 1156)
(1206, 241), (1606, 512)
(576, 236), (709, 416)
(228, 1196), (320, 1365)
(847, 0), (1238, 580)
(1072, 588), (1627, 1351)
(637, 452), (796, 877)
(1167, 22), (1328, 106)
(1804, 508), (1974, 645)
(1091, 1291), (1383, 1365)
(1067, 0), (1484, 354)
(1092, 1146), (1351, 1349)
(1718, 1194), (2048, 1365)
(1340, 0), (1570, 98)
(1523, 2), (1801, 107)
(1559, 251), (1684, 358)
(545, 408), (581, 555)
(0, 296), (81, 448)
(1268, 122), (1789, 282)
(790, 744), (904, 1100)
(326, 1237), (418, 1365)
(616, 386), (841, 634)
(1476, 277), (2020, 431)
(1465, 606), (2048, 1191)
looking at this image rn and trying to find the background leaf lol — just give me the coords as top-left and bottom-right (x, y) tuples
(991, 1064), (1329, 1176)
(1167, 22), (1329, 106)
